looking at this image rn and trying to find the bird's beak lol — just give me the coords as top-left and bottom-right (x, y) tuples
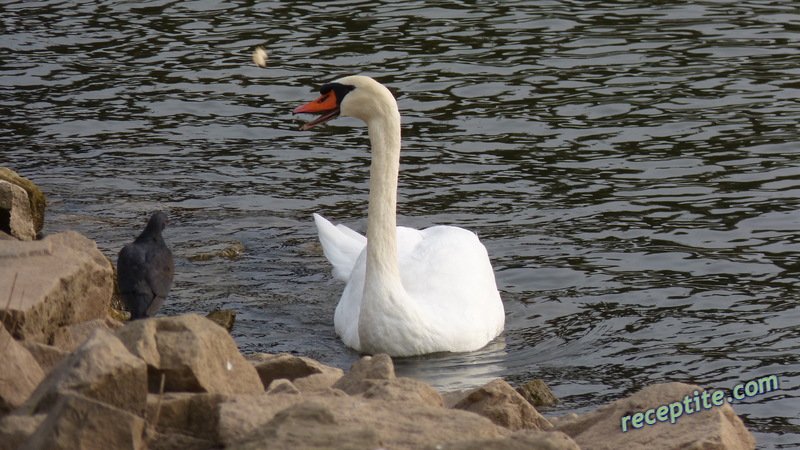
(293, 92), (340, 131)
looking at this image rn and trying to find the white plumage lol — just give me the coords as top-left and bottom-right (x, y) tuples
(295, 76), (505, 356)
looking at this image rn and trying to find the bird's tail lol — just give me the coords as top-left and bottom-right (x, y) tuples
(313, 213), (366, 282)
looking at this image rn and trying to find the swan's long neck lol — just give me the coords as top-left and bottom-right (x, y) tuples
(365, 109), (402, 284)
(352, 83), (432, 354)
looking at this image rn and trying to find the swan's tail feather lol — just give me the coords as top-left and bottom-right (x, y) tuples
(313, 213), (367, 282)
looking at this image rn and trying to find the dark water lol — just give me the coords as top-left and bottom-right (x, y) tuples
(2, 0), (799, 447)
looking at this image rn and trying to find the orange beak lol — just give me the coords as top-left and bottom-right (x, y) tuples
(293, 91), (340, 130)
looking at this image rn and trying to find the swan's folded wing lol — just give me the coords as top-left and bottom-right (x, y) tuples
(313, 213), (367, 282)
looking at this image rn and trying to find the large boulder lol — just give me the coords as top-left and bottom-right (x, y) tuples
(228, 396), (509, 449)
(0, 326), (45, 414)
(553, 382), (756, 449)
(453, 378), (553, 431)
(0, 231), (114, 343)
(0, 168), (46, 240)
(19, 328), (148, 417)
(115, 314), (264, 395)
(20, 393), (145, 450)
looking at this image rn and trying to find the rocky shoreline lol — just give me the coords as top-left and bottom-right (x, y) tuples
(1, 168), (757, 449)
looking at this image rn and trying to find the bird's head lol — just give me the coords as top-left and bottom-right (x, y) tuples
(293, 76), (397, 130)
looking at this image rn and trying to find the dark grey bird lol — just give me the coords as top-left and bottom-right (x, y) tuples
(117, 211), (175, 320)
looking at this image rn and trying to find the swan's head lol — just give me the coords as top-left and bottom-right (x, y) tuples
(293, 75), (397, 130)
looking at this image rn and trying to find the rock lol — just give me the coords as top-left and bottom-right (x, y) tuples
(188, 241), (245, 262)
(0, 414), (45, 450)
(20, 393), (145, 450)
(266, 379), (301, 395)
(553, 382), (757, 450)
(331, 353), (394, 395)
(0, 231), (114, 343)
(246, 352), (344, 391)
(425, 430), (580, 450)
(292, 371), (344, 392)
(145, 429), (218, 450)
(0, 168), (46, 239)
(229, 401), (381, 450)
(516, 379), (559, 407)
(453, 378), (553, 431)
(115, 314), (264, 395)
(145, 392), (227, 443)
(0, 325), (45, 414)
(228, 395), (508, 449)
(20, 328), (148, 417)
(51, 317), (124, 352)
(360, 377), (443, 407)
(206, 309), (236, 332)
(0, 180), (36, 240)
(20, 342), (68, 374)
(217, 393), (306, 446)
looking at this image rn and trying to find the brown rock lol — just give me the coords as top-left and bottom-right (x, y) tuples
(216, 393), (305, 446)
(145, 392), (227, 442)
(0, 180), (36, 240)
(453, 378), (553, 431)
(331, 353), (394, 395)
(20, 393), (145, 450)
(115, 314), (263, 395)
(145, 429), (218, 450)
(246, 352), (344, 391)
(554, 382), (756, 450)
(51, 317), (124, 352)
(266, 379), (301, 395)
(360, 377), (443, 407)
(228, 396), (508, 449)
(0, 414), (45, 450)
(206, 309), (236, 332)
(0, 168), (46, 235)
(292, 370), (344, 392)
(229, 401), (380, 450)
(20, 328), (148, 417)
(20, 342), (68, 374)
(516, 379), (559, 407)
(0, 231), (114, 343)
(0, 325), (45, 414)
(425, 429), (580, 450)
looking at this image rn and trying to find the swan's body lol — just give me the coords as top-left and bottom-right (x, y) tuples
(295, 76), (504, 356)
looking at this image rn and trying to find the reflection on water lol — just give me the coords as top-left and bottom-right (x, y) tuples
(2, 0), (799, 446)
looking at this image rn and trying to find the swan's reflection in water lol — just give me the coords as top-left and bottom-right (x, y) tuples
(393, 336), (508, 392)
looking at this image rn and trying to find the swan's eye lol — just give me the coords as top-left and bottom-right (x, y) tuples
(317, 95), (330, 104)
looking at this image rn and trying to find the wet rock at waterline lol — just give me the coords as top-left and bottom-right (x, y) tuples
(205, 308), (237, 332)
(516, 378), (559, 407)
(0, 167), (46, 240)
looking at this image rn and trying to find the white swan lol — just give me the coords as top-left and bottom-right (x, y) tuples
(294, 75), (504, 357)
